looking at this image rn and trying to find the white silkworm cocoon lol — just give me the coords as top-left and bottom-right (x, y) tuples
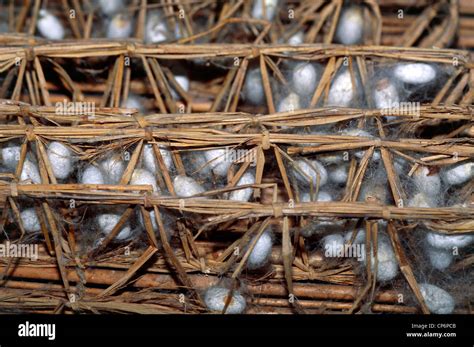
(204, 149), (232, 177)
(301, 190), (332, 202)
(143, 144), (173, 174)
(344, 229), (366, 245)
(242, 69), (265, 105)
(173, 175), (206, 198)
(441, 162), (474, 186)
(425, 245), (453, 271)
(100, 155), (125, 184)
(145, 11), (169, 43)
(412, 166), (441, 197)
(287, 32), (304, 45)
(204, 286), (246, 314)
(373, 78), (400, 111)
(96, 213), (132, 240)
(20, 208), (41, 233)
(130, 169), (159, 192)
(247, 230), (273, 269)
(328, 164), (348, 184)
(322, 234), (345, 257)
(98, 0), (124, 16)
(229, 172), (255, 202)
(1, 143), (21, 170)
(277, 93), (301, 113)
(361, 237), (399, 282)
(426, 231), (473, 250)
(107, 14), (133, 39)
(37, 9), (65, 40)
(47, 142), (73, 180)
(171, 75), (190, 100)
(393, 63), (437, 85)
(335, 6), (364, 45)
(80, 165), (105, 185)
(293, 159), (328, 187)
(408, 192), (436, 208)
(251, 0), (279, 21)
(419, 283), (455, 314)
(20, 159), (41, 184)
(327, 69), (356, 107)
(292, 63), (317, 96)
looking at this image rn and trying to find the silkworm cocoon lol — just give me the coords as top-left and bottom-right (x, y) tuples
(419, 283), (455, 314)
(47, 142), (73, 180)
(408, 192), (436, 208)
(1, 143), (21, 170)
(318, 153), (345, 165)
(412, 166), (441, 197)
(251, 0), (279, 21)
(173, 175), (205, 198)
(20, 159), (41, 184)
(328, 164), (348, 184)
(301, 190), (332, 202)
(80, 165), (105, 185)
(122, 95), (144, 112)
(292, 63), (317, 96)
(359, 183), (389, 205)
(247, 231), (272, 270)
(100, 155), (125, 184)
(393, 63), (436, 85)
(20, 208), (41, 233)
(441, 162), (474, 186)
(96, 213), (132, 240)
(145, 11), (169, 43)
(204, 149), (232, 177)
(99, 0), (124, 16)
(229, 172), (255, 202)
(344, 229), (366, 245)
(373, 78), (400, 110)
(242, 69), (264, 105)
(277, 92), (301, 113)
(107, 14), (133, 39)
(426, 231), (473, 250)
(293, 159), (328, 187)
(322, 234), (345, 256)
(130, 169), (159, 192)
(37, 9), (65, 40)
(425, 245), (453, 271)
(288, 31), (304, 45)
(143, 144), (173, 174)
(204, 286), (246, 314)
(335, 6), (364, 45)
(327, 69), (356, 107)
(171, 75), (190, 100)
(361, 237), (399, 282)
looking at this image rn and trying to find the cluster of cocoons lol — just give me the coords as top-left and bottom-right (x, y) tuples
(204, 286), (246, 314)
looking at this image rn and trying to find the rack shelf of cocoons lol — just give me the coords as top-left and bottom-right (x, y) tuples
(0, 0), (271, 44)
(0, 0), (460, 47)
(0, 43), (471, 115)
(0, 107), (472, 314)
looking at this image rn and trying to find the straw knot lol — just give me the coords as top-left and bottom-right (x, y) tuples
(10, 183), (18, 197)
(126, 43), (136, 56)
(133, 114), (148, 128)
(261, 130), (270, 150)
(25, 125), (36, 142)
(272, 203), (283, 218)
(382, 208), (391, 220)
(251, 47), (261, 58)
(19, 104), (30, 117)
(143, 192), (152, 209)
(24, 47), (35, 62)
